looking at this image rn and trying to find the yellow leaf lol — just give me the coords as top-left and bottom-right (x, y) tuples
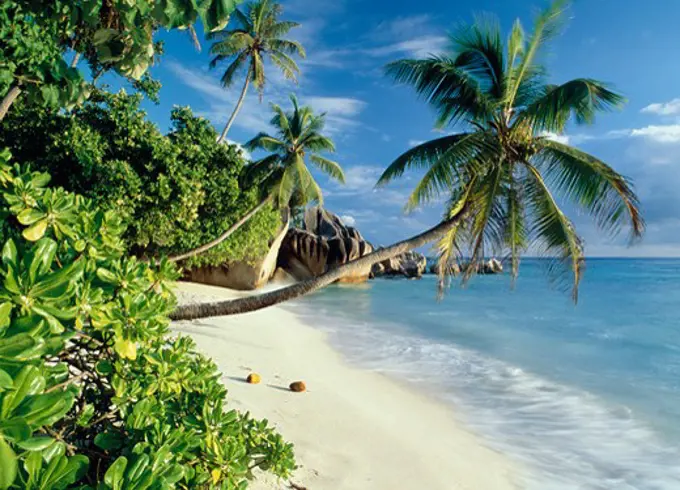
(211, 469), (221, 484)
(114, 338), (137, 360)
(22, 220), (48, 242)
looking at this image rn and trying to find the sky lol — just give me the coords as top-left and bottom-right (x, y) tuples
(135, 0), (680, 257)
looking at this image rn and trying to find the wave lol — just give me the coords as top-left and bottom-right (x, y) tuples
(288, 301), (680, 490)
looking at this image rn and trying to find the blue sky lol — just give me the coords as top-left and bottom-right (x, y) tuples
(138, 0), (680, 257)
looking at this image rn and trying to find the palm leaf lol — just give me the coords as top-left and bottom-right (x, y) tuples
(533, 139), (644, 240)
(268, 38), (306, 58)
(450, 14), (505, 99)
(244, 132), (285, 152)
(505, 0), (570, 109)
(310, 155), (345, 183)
(294, 156), (324, 205)
(521, 79), (625, 132)
(503, 168), (528, 283)
(385, 57), (494, 127)
(525, 162), (584, 302)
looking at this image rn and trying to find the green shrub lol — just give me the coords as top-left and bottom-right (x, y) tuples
(0, 148), (295, 488)
(0, 91), (280, 268)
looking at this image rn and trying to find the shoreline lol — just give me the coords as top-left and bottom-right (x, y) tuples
(173, 281), (519, 489)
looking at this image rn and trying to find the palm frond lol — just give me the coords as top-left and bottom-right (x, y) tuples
(435, 176), (478, 297)
(232, 8), (253, 31)
(294, 156), (324, 205)
(310, 155), (345, 183)
(505, 0), (570, 109)
(521, 79), (625, 132)
(276, 161), (298, 207)
(463, 162), (506, 282)
(534, 139), (644, 240)
(269, 53), (300, 83)
(241, 154), (281, 188)
(450, 13), (505, 99)
(301, 134), (335, 153)
(214, 51), (249, 87)
(244, 132), (285, 152)
(268, 38), (306, 58)
(403, 133), (494, 211)
(506, 19), (525, 70)
(377, 133), (476, 187)
(265, 21), (302, 39)
(503, 168), (528, 283)
(385, 57), (494, 127)
(526, 162), (584, 302)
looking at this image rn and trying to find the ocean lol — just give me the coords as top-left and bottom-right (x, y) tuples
(286, 259), (680, 489)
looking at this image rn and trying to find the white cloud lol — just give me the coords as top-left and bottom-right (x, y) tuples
(166, 60), (366, 136)
(629, 125), (680, 143)
(366, 35), (448, 58)
(409, 139), (425, 147)
(305, 96), (365, 116)
(641, 98), (680, 116)
(371, 15), (435, 41)
(540, 131), (571, 145)
(339, 215), (356, 226)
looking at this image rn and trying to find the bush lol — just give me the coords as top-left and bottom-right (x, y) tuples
(0, 91), (281, 268)
(0, 149), (295, 488)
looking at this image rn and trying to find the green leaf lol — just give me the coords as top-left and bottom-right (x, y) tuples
(17, 209), (45, 226)
(94, 431), (125, 451)
(15, 390), (75, 428)
(0, 334), (38, 359)
(0, 369), (12, 391)
(1, 240), (17, 267)
(0, 418), (31, 442)
(0, 304), (11, 331)
(104, 456), (127, 490)
(23, 220), (48, 242)
(16, 436), (54, 451)
(0, 437), (17, 489)
(114, 338), (137, 360)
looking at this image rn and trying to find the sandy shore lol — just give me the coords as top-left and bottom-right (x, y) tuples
(173, 282), (519, 490)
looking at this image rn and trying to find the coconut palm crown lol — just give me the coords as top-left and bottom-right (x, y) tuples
(208, 0), (305, 142)
(244, 94), (345, 208)
(377, 0), (644, 300)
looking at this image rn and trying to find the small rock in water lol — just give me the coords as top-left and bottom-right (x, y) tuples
(246, 373), (261, 384)
(289, 381), (306, 392)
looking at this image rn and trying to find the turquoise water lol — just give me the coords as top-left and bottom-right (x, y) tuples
(287, 259), (680, 489)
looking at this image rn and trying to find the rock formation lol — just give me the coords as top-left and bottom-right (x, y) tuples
(371, 250), (428, 279)
(277, 207), (375, 283)
(184, 212), (290, 290)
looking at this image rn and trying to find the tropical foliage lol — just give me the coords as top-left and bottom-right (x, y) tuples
(245, 95), (345, 208)
(0, 149), (295, 488)
(209, 0), (305, 142)
(0, 0), (241, 120)
(378, 0), (643, 299)
(0, 90), (280, 268)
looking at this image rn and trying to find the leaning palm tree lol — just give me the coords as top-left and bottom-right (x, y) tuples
(377, 0), (643, 300)
(209, 0), (305, 143)
(169, 95), (343, 263)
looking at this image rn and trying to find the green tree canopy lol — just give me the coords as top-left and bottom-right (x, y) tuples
(378, 0), (644, 299)
(0, 90), (280, 268)
(0, 0), (243, 120)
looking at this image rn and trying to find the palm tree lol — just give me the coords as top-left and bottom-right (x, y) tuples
(244, 94), (345, 207)
(208, 0), (305, 143)
(377, 0), (644, 300)
(169, 95), (343, 263)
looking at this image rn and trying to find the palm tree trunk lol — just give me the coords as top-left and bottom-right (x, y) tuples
(168, 195), (274, 263)
(217, 75), (251, 144)
(171, 203), (470, 320)
(0, 85), (22, 122)
(70, 52), (81, 68)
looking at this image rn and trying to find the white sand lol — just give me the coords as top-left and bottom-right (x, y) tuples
(173, 282), (519, 490)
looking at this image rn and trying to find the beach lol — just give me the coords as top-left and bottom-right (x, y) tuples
(173, 281), (518, 490)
